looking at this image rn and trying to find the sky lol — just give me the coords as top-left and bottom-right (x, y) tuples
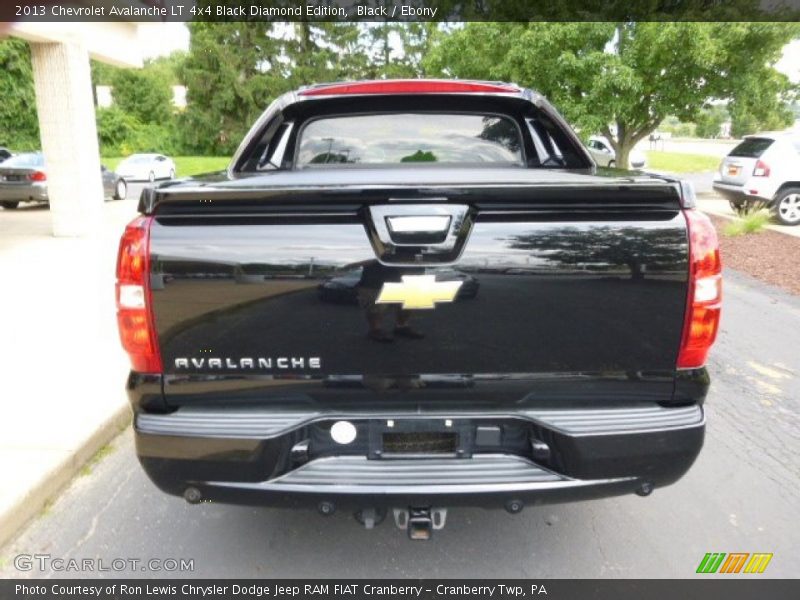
(139, 23), (800, 84)
(776, 38), (800, 83)
(137, 22), (190, 59)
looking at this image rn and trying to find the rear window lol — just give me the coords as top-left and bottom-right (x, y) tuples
(296, 113), (524, 168)
(2, 153), (44, 168)
(124, 155), (154, 164)
(728, 138), (774, 158)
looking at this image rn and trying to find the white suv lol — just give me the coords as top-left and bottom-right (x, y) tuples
(713, 133), (800, 225)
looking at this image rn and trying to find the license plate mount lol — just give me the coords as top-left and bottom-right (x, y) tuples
(368, 419), (472, 459)
(382, 431), (458, 455)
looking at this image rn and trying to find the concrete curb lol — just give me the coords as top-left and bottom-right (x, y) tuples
(0, 404), (131, 549)
(697, 195), (800, 238)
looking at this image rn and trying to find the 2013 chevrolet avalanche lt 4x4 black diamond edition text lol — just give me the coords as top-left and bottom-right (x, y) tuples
(117, 80), (721, 539)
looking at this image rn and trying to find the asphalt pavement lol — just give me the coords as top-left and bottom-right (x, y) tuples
(1, 266), (798, 579)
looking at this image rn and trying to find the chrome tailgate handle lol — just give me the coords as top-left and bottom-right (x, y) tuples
(366, 204), (474, 265)
(387, 215), (451, 234)
(386, 215), (452, 243)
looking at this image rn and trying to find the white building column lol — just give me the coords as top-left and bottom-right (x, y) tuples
(30, 41), (104, 237)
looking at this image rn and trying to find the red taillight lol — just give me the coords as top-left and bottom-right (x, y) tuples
(29, 170), (46, 182)
(753, 160), (770, 177)
(299, 80), (521, 96)
(116, 216), (162, 372)
(678, 210), (722, 369)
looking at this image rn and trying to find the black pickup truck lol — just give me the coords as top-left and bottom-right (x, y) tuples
(117, 80), (721, 539)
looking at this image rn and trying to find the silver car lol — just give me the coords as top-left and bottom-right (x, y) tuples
(0, 152), (127, 209)
(587, 136), (647, 169)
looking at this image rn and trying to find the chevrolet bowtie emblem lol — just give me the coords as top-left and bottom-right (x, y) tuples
(375, 275), (463, 310)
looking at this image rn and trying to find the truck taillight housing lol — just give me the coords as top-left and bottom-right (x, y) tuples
(116, 216), (162, 372)
(678, 210), (722, 369)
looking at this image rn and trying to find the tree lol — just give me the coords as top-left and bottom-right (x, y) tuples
(179, 23), (290, 155)
(362, 22), (435, 79)
(110, 67), (173, 125)
(145, 52), (187, 87)
(95, 106), (139, 152)
(728, 67), (796, 137)
(178, 22), (433, 155)
(695, 106), (728, 139)
(90, 53), (185, 155)
(425, 22), (799, 168)
(506, 225), (686, 280)
(92, 52), (184, 103)
(90, 58), (118, 87)
(0, 38), (39, 150)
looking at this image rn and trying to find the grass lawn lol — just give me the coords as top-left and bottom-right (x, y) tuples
(644, 151), (720, 173)
(101, 156), (230, 177)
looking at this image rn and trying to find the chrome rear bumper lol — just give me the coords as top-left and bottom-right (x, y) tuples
(136, 404), (703, 439)
(135, 404), (705, 509)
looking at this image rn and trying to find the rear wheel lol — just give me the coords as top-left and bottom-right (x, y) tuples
(114, 179), (127, 200)
(1, 201), (19, 209)
(608, 160), (616, 168)
(774, 188), (800, 225)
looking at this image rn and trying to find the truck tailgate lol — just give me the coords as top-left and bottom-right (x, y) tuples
(146, 171), (688, 408)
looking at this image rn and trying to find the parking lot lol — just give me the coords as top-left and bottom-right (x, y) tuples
(1, 195), (798, 577)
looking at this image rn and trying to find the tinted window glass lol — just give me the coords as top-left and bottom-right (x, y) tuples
(296, 113), (523, 167)
(729, 138), (774, 158)
(589, 140), (608, 151)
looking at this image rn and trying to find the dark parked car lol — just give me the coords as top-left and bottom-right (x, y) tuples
(317, 268), (364, 304)
(101, 164), (128, 202)
(119, 80), (720, 540)
(0, 152), (47, 209)
(0, 152), (127, 209)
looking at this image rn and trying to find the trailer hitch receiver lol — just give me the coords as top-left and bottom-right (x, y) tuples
(393, 507), (447, 540)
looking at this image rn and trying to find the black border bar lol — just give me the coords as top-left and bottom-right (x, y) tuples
(3, 0), (800, 22)
(2, 579), (799, 600)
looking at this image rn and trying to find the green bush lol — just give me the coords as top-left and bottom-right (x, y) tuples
(95, 106), (138, 154)
(109, 68), (173, 126)
(126, 121), (180, 155)
(0, 39), (39, 150)
(96, 106), (183, 156)
(695, 106), (728, 139)
(658, 117), (697, 138)
(723, 211), (770, 236)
